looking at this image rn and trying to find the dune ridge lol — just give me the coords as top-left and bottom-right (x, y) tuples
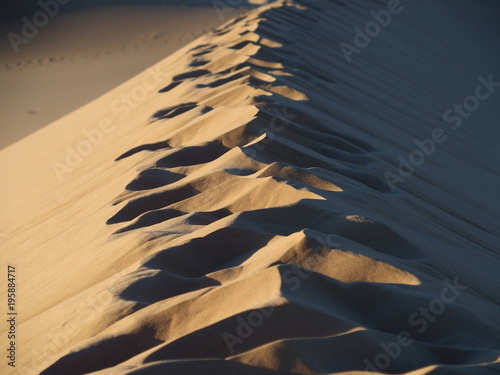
(1, 0), (499, 374)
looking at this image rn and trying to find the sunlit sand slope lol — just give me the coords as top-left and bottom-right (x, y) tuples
(1, 0), (499, 374)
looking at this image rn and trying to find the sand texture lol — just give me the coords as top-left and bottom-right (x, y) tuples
(1, 0), (499, 374)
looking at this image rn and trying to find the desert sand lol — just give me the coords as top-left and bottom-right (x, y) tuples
(1, 0), (499, 374)
(0, 0), (250, 149)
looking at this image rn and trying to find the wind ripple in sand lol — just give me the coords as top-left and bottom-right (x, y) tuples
(40, 0), (500, 374)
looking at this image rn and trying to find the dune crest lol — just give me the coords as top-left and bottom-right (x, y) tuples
(1, 0), (499, 374)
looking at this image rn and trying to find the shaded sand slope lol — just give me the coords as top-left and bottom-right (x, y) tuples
(1, 0), (499, 374)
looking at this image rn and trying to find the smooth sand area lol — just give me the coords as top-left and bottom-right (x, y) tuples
(0, 1), (250, 149)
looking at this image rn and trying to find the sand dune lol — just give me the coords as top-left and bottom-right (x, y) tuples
(0, 0), (256, 149)
(1, 0), (499, 374)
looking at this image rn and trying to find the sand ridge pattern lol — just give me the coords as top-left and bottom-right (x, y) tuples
(2, 0), (499, 374)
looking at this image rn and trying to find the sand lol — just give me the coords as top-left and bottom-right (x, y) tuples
(1, 0), (499, 374)
(0, 1), (252, 149)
